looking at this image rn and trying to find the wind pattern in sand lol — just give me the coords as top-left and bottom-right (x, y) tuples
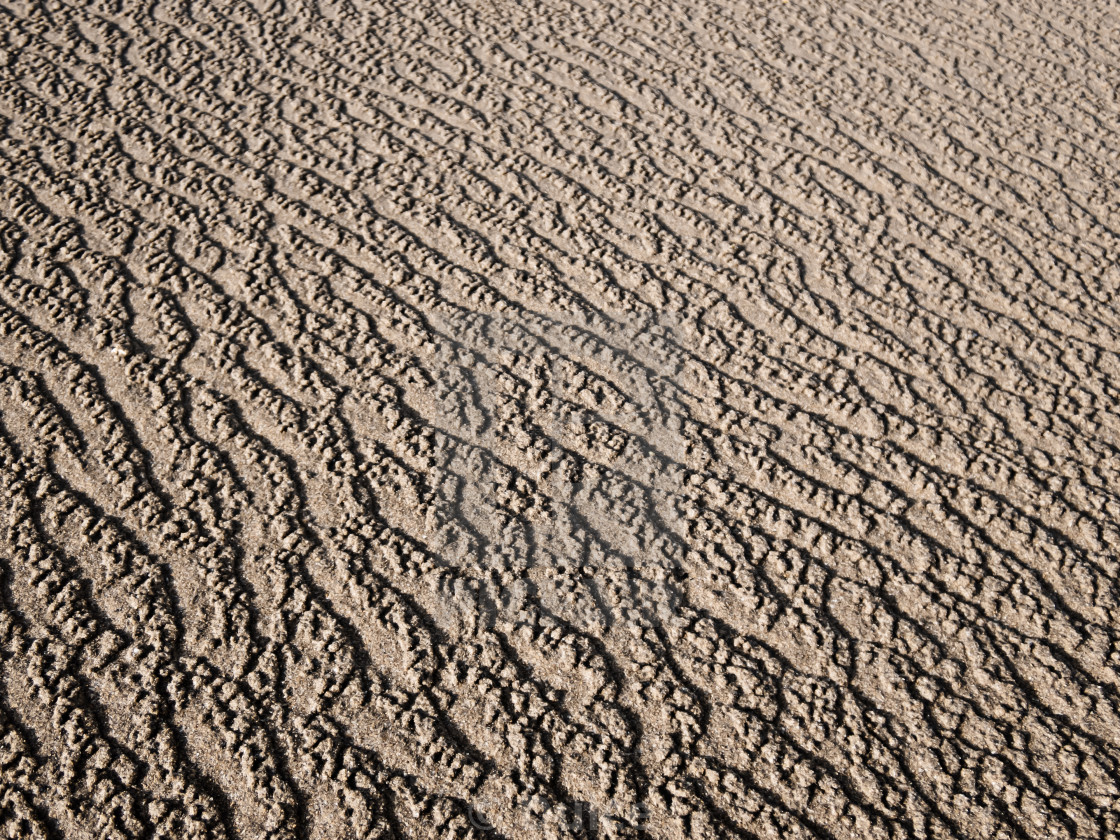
(0, 0), (1119, 838)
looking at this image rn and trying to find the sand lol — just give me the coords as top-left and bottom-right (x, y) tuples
(0, 0), (1118, 837)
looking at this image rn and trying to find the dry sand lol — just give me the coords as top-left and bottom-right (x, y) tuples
(1, 0), (1119, 837)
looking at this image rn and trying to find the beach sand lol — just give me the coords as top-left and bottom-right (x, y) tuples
(1, 0), (1118, 837)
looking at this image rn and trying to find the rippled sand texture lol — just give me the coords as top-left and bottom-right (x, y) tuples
(2, 0), (1120, 837)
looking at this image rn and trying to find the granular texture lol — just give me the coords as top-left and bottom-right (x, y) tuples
(0, 0), (1118, 838)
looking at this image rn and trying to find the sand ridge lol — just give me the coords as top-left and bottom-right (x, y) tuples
(0, 0), (1119, 837)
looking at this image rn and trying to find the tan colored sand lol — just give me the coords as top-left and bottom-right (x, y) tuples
(0, 0), (1118, 837)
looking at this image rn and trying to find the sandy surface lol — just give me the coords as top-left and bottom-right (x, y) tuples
(1, 0), (1119, 837)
